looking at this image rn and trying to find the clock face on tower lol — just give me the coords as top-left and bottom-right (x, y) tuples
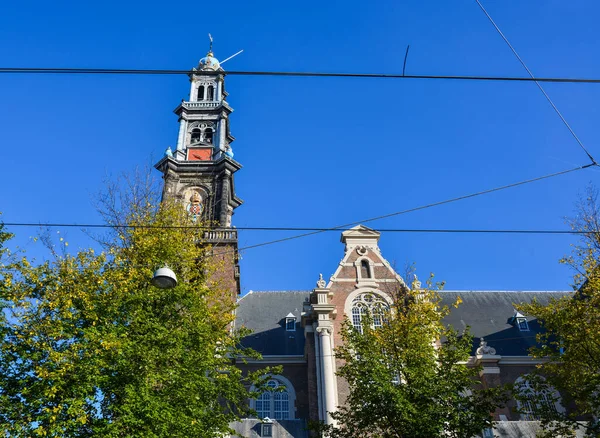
(187, 147), (212, 161)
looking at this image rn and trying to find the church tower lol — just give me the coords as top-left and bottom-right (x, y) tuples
(154, 43), (242, 296)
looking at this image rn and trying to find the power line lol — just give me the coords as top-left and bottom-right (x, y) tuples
(475, 0), (597, 165)
(2, 67), (600, 84)
(1, 168), (594, 258)
(1, 222), (594, 235)
(5, 164), (594, 241)
(224, 163), (595, 255)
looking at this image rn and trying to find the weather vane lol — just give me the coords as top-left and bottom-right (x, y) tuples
(206, 32), (244, 66)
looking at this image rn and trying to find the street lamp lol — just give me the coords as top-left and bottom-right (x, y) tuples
(151, 265), (178, 289)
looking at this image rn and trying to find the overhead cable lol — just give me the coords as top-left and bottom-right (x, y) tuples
(4, 165), (592, 259)
(2, 67), (600, 85)
(223, 163), (594, 255)
(1, 222), (594, 235)
(475, 0), (597, 165)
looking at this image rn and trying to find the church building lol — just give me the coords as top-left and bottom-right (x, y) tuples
(154, 47), (576, 438)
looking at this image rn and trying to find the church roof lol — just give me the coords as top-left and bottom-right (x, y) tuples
(236, 290), (572, 357)
(236, 291), (310, 356)
(439, 290), (571, 356)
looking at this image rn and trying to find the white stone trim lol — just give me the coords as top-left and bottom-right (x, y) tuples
(343, 288), (393, 319)
(498, 356), (548, 365)
(331, 278), (405, 283)
(354, 255), (376, 286)
(240, 355), (306, 364)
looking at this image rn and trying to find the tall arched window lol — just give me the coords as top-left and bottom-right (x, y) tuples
(351, 293), (389, 333)
(254, 379), (291, 420)
(207, 85), (215, 101)
(191, 128), (201, 143)
(515, 376), (562, 420)
(197, 86), (205, 101)
(360, 260), (371, 279)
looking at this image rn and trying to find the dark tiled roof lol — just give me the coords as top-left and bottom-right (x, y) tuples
(491, 420), (586, 437)
(230, 419), (309, 438)
(236, 290), (572, 357)
(236, 291), (310, 355)
(440, 291), (571, 356)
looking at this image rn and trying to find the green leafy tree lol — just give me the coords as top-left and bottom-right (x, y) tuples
(0, 200), (271, 437)
(515, 186), (600, 437)
(320, 276), (507, 438)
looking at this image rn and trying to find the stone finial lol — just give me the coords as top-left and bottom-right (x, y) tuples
(413, 274), (422, 290)
(316, 273), (326, 289)
(165, 146), (173, 157)
(476, 337), (496, 355)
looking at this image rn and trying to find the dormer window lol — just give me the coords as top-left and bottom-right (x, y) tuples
(513, 311), (529, 331)
(285, 313), (296, 331)
(197, 86), (205, 101)
(261, 421), (273, 437)
(191, 128), (201, 143)
(482, 428), (494, 438)
(518, 318), (529, 331)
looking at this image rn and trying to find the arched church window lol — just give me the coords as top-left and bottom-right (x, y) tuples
(207, 85), (215, 101)
(351, 293), (389, 334)
(191, 128), (201, 143)
(360, 260), (372, 279)
(197, 85), (205, 101)
(254, 379), (292, 420)
(204, 128), (214, 144)
(515, 376), (562, 420)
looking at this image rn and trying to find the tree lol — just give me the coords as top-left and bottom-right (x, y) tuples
(320, 276), (507, 438)
(515, 186), (600, 437)
(0, 199), (272, 437)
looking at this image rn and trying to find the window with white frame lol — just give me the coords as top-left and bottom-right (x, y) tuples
(482, 428), (494, 438)
(513, 311), (530, 331)
(254, 379), (292, 420)
(515, 376), (561, 420)
(517, 317), (529, 331)
(351, 293), (389, 334)
(261, 422), (273, 437)
(285, 316), (295, 331)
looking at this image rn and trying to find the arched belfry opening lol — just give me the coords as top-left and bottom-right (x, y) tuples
(191, 128), (201, 144)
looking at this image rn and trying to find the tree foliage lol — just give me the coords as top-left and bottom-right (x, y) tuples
(321, 276), (507, 438)
(0, 200), (270, 437)
(516, 186), (600, 437)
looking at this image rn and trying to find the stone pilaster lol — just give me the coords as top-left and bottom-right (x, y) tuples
(474, 338), (510, 420)
(316, 325), (336, 425)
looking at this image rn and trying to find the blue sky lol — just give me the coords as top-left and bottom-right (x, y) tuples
(1, 0), (599, 293)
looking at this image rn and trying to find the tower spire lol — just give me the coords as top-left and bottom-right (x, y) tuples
(154, 50), (242, 295)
